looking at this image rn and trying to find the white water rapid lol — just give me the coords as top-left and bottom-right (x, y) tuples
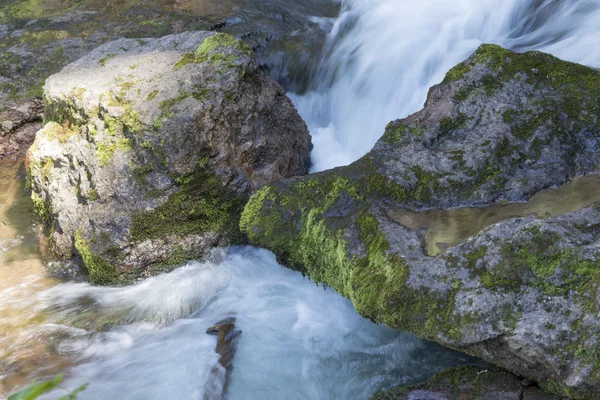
(29, 248), (472, 400)
(292, 0), (600, 171)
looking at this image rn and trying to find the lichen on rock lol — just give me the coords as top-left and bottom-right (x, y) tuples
(28, 31), (311, 284)
(240, 45), (600, 399)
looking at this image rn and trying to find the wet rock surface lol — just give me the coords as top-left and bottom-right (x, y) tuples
(241, 45), (600, 399)
(0, 99), (43, 162)
(28, 31), (311, 284)
(370, 366), (564, 400)
(204, 317), (242, 400)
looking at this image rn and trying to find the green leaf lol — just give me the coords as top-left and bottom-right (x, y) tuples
(58, 383), (89, 400)
(8, 375), (88, 400)
(8, 375), (64, 400)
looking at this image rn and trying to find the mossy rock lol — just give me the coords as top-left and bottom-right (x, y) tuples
(28, 31), (311, 284)
(240, 45), (600, 399)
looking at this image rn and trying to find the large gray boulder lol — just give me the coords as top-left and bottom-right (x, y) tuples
(27, 31), (311, 284)
(241, 45), (600, 398)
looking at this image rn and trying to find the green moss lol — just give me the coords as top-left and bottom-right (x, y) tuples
(74, 230), (118, 285)
(381, 119), (426, 144)
(453, 85), (474, 101)
(154, 92), (188, 129)
(408, 121), (425, 137)
(96, 138), (132, 166)
(146, 89), (159, 101)
(471, 44), (600, 136)
(382, 122), (406, 143)
(444, 62), (471, 83)
(173, 53), (197, 70)
(5, 0), (77, 19)
(480, 73), (503, 96)
(411, 166), (442, 203)
(439, 113), (468, 134)
(31, 192), (52, 224)
(40, 121), (79, 143)
(22, 29), (70, 47)
(447, 150), (465, 164)
(98, 53), (117, 67)
(539, 378), (600, 400)
(510, 110), (553, 140)
(502, 109), (516, 124)
(88, 188), (99, 201)
(39, 157), (54, 182)
(473, 44), (600, 92)
(104, 92), (143, 133)
(173, 33), (250, 71)
(196, 32), (251, 59)
(146, 246), (193, 275)
(464, 246), (488, 269)
(129, 166), (246, 245)
(132, 164), (154, 186)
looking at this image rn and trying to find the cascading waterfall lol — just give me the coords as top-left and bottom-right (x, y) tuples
(292, 0), (600, 172)
(4, 1), (600, 399)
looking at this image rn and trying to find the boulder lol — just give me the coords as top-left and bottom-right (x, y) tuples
(27, 31), (311, 284)
(240, 45), (600, 398)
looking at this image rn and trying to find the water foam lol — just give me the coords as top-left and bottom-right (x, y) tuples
(37, 247), (473, 399)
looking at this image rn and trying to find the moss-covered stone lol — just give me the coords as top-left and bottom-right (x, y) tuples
(28, 31), (311, 284)
(31, 191), (52, 224)
(174, 33), (251, 71)
(240, 44), (600, 399)
(129, 167), (246, 244)
(74, 230), (119, 285)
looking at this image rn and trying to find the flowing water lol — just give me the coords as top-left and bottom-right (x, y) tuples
(3, 0), (600, 399)
(293, 0), (600, 171)
(0, 159), (477, 398)
(392, 173), (600, 256)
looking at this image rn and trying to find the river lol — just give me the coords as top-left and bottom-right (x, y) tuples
(2, 0), (600, 399)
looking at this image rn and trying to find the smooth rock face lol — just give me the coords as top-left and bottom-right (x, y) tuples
(240, 45), (600, 399)
(28, 31), (311, 284)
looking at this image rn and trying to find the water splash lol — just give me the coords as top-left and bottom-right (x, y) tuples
(34, 247), (474, 400)
(292, 0), (600, 171)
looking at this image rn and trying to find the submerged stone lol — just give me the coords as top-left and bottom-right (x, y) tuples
(204, 317), (241, 400)
(27, 31), (311, 284)
(240, 45), (600, 399)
